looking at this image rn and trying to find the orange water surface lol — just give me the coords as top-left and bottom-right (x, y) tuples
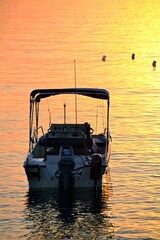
(0, 0), (160, 239)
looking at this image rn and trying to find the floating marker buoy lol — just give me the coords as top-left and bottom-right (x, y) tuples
(152, 60), (157, 68)
(102, 55), (106, 61)
(132, 53), (135, 60)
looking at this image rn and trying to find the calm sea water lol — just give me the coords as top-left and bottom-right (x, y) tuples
(0, 0), (160, 239)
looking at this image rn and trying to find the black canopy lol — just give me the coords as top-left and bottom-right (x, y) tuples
(30, 88), (110, 102)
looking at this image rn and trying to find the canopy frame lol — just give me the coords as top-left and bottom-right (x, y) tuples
(28, 88), (110, 152)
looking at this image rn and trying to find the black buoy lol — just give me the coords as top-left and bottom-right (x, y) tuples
(102, 55), (106, 61)
(152, 60), (157, 68)
(132, 53), (135, 60)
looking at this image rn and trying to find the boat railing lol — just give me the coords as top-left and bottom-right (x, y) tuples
(32, 126), (44, 144)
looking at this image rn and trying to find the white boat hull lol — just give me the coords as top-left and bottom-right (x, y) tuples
(24, 154), (109, 189)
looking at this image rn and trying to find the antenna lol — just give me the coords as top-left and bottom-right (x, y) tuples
(95, 100), (98, 134)
(74, 60), (78, 125)
(64, 102), (66, 124)
(47, 98), (51, 127)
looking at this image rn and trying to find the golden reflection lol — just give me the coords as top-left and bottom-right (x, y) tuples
(23, 172), (114, 239)
(0, 0), (160, 239)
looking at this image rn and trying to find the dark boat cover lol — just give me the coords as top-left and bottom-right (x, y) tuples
(30, 88), (110, 102)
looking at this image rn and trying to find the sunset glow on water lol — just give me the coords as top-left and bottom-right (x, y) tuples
(0, 0), (160, 239)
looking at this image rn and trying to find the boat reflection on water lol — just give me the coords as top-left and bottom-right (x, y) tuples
(24, 171), (114, 239)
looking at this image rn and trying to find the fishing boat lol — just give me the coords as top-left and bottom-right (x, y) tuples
(23, 88), (111, 190)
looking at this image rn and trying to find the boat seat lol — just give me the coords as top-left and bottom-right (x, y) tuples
(45, 137), (93, 155)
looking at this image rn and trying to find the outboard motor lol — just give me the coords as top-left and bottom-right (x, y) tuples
(58, 146), (75, 191)
(90, 153), (102, 180)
